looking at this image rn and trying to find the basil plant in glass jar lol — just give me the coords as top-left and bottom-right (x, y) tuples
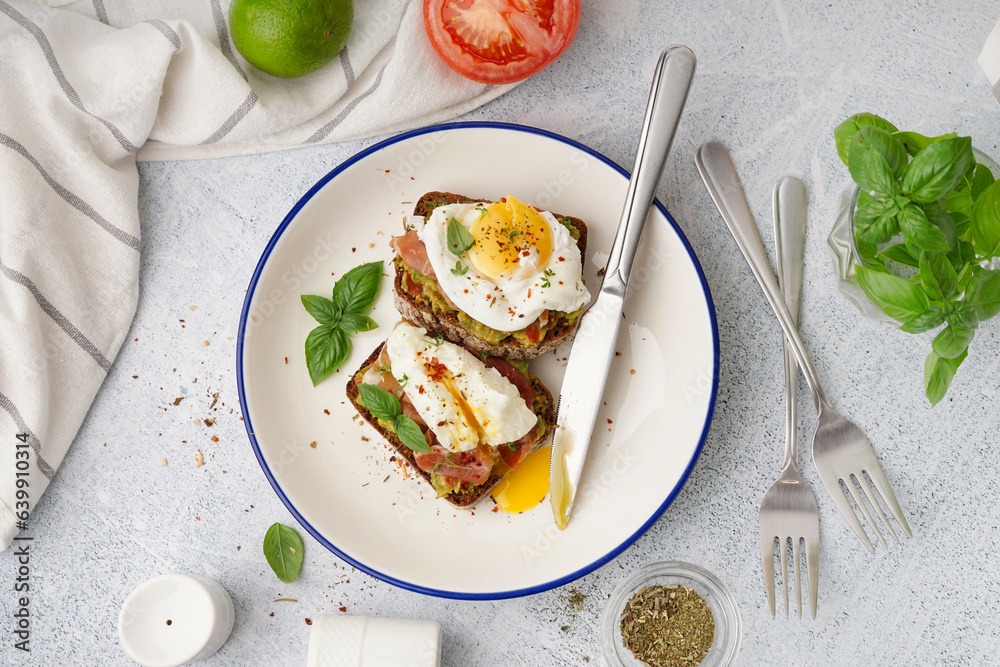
(832, 113), (1000, 405)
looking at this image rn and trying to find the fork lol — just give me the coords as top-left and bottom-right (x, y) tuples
(695, 141), (912, 551)
(758, 176), (819, 618)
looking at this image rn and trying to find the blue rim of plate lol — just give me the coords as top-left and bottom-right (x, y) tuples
(236, 121), (720, 600)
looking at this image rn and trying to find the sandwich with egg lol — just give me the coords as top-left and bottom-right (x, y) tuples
(391, 192), (590, 359)
(346, 321), (555, 507)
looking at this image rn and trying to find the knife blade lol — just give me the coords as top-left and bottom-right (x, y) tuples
(550, 45), (696, 530)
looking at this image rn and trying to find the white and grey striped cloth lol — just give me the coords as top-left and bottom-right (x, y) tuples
(0, 0), (517, 550)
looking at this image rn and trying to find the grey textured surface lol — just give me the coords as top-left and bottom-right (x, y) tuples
(7, 0), (1000, 664)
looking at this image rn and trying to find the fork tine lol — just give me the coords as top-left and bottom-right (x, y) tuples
(860, 471), (898, 543)
(761, 533), (776, 617)
(779, 537), (789, 617)
(845, 475), (887, 548)
(792, 537), (802, 619)
(819, 474), (874, 551)
(865, 463), (913, 538)
(805, 536), (819, 619)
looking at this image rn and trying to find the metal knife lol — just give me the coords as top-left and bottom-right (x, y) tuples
(549, 45), (696, 530)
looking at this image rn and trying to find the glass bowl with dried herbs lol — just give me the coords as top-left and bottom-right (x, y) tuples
(600, 561), (741, 667)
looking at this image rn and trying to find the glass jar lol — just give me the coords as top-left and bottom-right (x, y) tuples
(600, 561), (741, 667)
(826, 148), (1000, 324)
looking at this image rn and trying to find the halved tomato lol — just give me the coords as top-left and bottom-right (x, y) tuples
(423, 0), (581, 85)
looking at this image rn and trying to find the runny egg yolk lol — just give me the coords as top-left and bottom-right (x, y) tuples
(468, 196), (552, 281)
(491, 446), (551, 513)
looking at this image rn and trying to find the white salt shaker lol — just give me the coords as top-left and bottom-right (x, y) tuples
(117, 573), (235, 667)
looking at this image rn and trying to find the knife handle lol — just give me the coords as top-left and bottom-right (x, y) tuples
(602, 45), (696, 298)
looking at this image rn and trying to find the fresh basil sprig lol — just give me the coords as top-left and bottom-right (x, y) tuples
(447, 217), (475, 255)
(301, 261), (382, 386)
(358, 383), (431, 453)
(263, 522), (304, 584)
(836, 113), (1000, 404)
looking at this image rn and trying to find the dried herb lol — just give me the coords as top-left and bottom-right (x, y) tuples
(620, 584), (714, 667)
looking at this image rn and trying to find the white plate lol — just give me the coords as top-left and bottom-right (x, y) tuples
(237, 123), (718, 599)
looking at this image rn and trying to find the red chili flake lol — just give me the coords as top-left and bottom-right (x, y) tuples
(598, 267), (606, 276)
(527, 288), (532, 298)
(352, 247), (357, 252)
(558, 256), (565, 262)
(284, 357), (288, 364)
(211, 436), (219, 442)
(437, 420), (446, 427)
(305, 618), (313, 625)
(492, 506), (499, 513)
(339, 607), (347, 613)
(418, 385), (425, 395)
(558, 281), (564, 285)
(195, 516), (200, 521)
(270, 612), (274, 617)
(324, 409), (330, 415)
(423, 357), (448, 381)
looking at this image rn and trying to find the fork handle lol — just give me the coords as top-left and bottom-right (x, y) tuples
(695, 142), (832, 415)
(774, 177), (807, 470)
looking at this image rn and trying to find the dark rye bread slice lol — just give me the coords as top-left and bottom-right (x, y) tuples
(345, 342), (556, 509)
(393, 191), (589, 360)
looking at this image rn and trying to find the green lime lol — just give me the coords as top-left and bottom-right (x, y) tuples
(229, 0), (354, 79)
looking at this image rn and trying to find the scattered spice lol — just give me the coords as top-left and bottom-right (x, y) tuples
(194, 450), (204, 467)
(310, 441), (317, 448)
(173, 397), (184, 406)
(305, 618), (313, 625)
(211, 436), (219, 443)
(620, 585), (714, 667)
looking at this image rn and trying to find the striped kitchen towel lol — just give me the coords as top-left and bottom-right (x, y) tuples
(0, 0), (518, 550)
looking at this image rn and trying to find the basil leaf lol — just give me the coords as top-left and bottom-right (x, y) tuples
(834, 113), (899, 165)
(945, 187), (974, 224)
(924, 349), (967, 406)
(332, 261), (384, 316)
(858, 126), (909, 178)
(878, 245), (918, 268)
(263, 523), (304, 584)
(393, 415), (431, 453)
(358, 383), (403, 422)
(900, 310), (945, 333)
(932, 323), (974, 359)
(918, 251), (957, 301)
(446, 217), (475, 255)
(943, 301), (978, 330)
(301, 294), (341, 325)
(971, 179), (1000, 257)
(854, 199), (899, 244)
(855, 264), (930, 321)
(971, 163), (996, 200)
(305, 324), (349, 386)
(338, 312), (379, 334)
(900, 204), (948, 254)
(893, 130), (958, 157)
(901, 136), (974, 203)
(848, 130), (901, 198)
(965, 269), (1000, 320)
